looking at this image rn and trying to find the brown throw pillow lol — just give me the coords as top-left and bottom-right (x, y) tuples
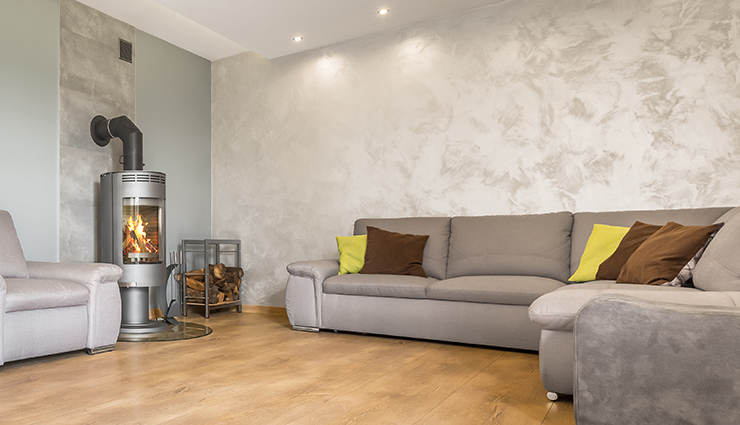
(360, 226), (429, 278)
(616, 222), (722, 285)
(595, 221), (662, 280)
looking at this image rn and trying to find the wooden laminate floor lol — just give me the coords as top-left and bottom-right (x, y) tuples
(0, 309), (575, 424)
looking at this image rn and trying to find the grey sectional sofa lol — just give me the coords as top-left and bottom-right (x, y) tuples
(285, 206), (737, 398)
(0, 211), (123, 365)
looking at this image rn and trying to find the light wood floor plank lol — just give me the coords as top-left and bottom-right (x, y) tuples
(0, 310), (575, 424)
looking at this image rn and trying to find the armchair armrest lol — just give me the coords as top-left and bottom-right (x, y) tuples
(26, 261), (122, 289)
(26, 261), (123, 351)
(285, 260), (339, 330)
(574, 295), (740, 425)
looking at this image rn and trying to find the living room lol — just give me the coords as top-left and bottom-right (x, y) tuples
(2, 0), (740, 423)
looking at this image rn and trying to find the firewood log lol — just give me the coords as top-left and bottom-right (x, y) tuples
(186, 288), (218, 304)
(188, 269), (207, 279)
(186, 288), (204, 298)
(224, 267), (244, 278)
(208, 263), (227, 280)
(186, 277), (204, 291)
(226, 271), (243, 289)
(214, 278), (228, 289)
(217, 292), (226, 303)
(220, 280), (234, 291)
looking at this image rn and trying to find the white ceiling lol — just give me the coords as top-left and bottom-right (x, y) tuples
(77, 0), (502, 61)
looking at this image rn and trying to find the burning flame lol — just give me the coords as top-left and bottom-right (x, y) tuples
(123, 214), (158, 254)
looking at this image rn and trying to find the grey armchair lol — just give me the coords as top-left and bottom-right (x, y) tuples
(0, 210), (122, 365)
(574, 295), (740, 425)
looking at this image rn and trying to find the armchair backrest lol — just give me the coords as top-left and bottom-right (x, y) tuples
(0, 210), (29, 278)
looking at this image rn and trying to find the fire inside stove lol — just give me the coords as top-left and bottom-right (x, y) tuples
(122, 199), (161, 264)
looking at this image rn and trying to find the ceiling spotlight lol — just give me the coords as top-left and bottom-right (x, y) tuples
(378, 8), (389, 15)
(293, 36), (303, 42)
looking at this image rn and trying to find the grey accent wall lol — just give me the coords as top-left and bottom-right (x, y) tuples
(135, 30), (211, 256)
(0, 0), (60, 261)
(212, 0), (740, 306)
(59, 0), (133, 262)
(135, 30), (211, 313)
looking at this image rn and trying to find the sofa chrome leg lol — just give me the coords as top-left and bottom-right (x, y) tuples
(546, 392), (559, 401)
(86, 344), (116, 355)
(292, 325), (319, 333)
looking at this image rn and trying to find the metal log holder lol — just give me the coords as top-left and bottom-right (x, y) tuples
(180, 239), (243, 318)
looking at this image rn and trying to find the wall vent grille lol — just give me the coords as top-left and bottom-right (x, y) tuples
(119, 38), (133, 63)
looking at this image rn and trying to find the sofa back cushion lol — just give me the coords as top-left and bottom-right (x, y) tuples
(447, 212), (573, 281)
(354, 217), (451, 280)
(693, 206), (740, 291)
(0, 210), (29, 279)
(571, 208), (730, 276)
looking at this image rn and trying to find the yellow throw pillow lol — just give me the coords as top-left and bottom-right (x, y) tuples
(336, 234), (367, 275)
(569, 224), (630, 282)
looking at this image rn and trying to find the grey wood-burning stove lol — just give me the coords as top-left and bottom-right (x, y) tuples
(92, 115), (168, 334)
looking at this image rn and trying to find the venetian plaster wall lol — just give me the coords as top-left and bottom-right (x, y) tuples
(59, 0), (132, 262)
(218, 0), (740, 307)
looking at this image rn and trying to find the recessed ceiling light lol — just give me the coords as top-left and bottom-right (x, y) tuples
(378, 8), (389, 15)
(293, 36), (303, 42)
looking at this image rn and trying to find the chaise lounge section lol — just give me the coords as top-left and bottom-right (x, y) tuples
(529, 206), (737, 398)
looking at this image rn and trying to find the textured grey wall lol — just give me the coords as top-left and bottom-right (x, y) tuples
(59, 0), (132, 262)
(0, 0), (60, 261)
(212, 0), (740, 307)
(135, 29), (211, 313)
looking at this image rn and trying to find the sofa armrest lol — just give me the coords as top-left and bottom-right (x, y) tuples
(27, 261), (122, 288)
(286, 260), (339, 281)
(575, 295), (740, 425)
(285, 260), (339, 330)
(26, 261), (122, 350)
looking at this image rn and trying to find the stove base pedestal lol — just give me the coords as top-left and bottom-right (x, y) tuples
(119, 286), (167, 334)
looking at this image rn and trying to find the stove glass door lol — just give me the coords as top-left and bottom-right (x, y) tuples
(122, 197), (163, 264)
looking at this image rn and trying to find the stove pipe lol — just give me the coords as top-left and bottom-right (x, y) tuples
(90, 115), (143, 170)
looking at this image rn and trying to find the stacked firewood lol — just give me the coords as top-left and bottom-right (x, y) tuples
(177, 263), (243, 304)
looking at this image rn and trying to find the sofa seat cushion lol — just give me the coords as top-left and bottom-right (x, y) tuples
(426, 276), (565, 306)
(323, 274), (437, 299)
(4, 279), (89, 312)
(529, 282), (740, 332)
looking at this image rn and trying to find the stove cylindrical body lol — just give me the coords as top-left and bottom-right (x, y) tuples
(101, 170), (167, 334)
